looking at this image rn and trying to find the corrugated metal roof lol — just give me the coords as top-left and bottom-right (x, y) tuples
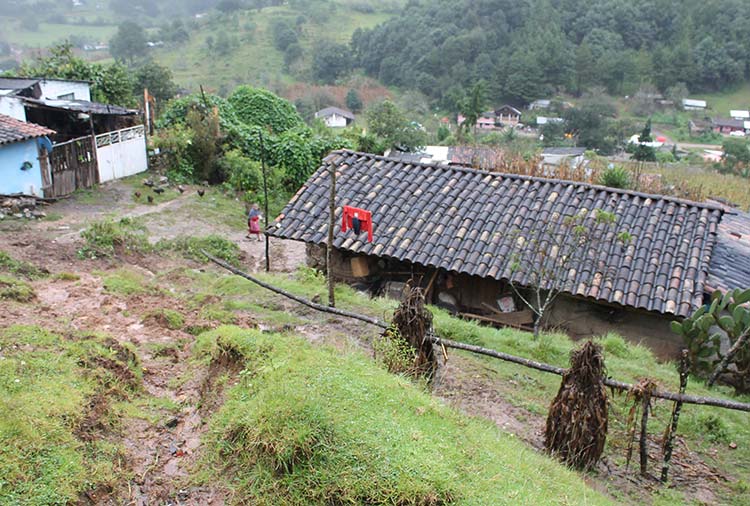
(269, 150), (723, 317)
(24, 98), (137, 116)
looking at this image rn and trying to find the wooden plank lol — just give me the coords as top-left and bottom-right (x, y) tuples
(461, 310), (534, 327)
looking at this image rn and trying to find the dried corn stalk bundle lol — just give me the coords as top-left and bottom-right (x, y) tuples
(390, 284), (437, 378)
(544, 341), (608, 470)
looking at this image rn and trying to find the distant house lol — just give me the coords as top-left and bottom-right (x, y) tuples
(541, 147), (586, 168)
(457, 105), (522, 130)
(528, 99), (551, 110)
(384, 145), (504, 170)
(712, 118), (746, 135)
(536, 116), (563, 126)
(730, 110), (750, 120)
(270, 150), (737, 356)
(495, 105), (522, 125)
(683, 98), (707, 111)
(315, 107), (355, 128)
(0, 76), (91, 102)
(688, 119), (712, 136)
(0, 114), (54, 197)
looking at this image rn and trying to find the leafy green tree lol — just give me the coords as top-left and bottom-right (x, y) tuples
(271, 19), (298, 51)
(366, 99), (426, 152)
(721, 138), (750, 173)
(563, 94), (617, 154)
(345, 89), (363, 113)
(109, 21), (148, 64)
(134, 61), (177, 101)
(228, 86), (304, 134)
(284, 43), (303, 69)
(459, 81), (486, 138)
(311, 40), (352, 84)
(632, 119), (657, 162)
(16, 43), (135, 106)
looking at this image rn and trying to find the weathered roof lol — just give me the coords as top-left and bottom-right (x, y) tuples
(496, 105), (522, 116)
(0, 113), (54, 145)
(315, 107), (355, 120)
(683, 98), (707, 108)
(0, 77), (40, 92)
(270, 150), (723, 317)
(712, 118), (745, 129)
(542, 147), (586, 156)
(706, 207), (750, 293)
(24, 98), (137, 116)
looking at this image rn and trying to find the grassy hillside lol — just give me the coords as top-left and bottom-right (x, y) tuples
(152, 1), (399, 92)
(195, 325), (614, 505)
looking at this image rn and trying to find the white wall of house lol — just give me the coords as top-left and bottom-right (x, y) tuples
(38, 80), (91, 101)
(323, 113), (349, 128)
(0, 96), (26, 121)
(95, 125), (148, 183)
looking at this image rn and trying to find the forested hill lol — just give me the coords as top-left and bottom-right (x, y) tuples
(351, 0), (750, 107)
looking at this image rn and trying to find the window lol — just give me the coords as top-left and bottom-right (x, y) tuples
(57, 93), (74, 100)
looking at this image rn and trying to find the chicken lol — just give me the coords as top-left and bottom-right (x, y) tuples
(147, 195), (154, 204)
(143, 179), (155, 187)
(153, 187), (165, 195)
(134, 191), (141, 199)
(177, 185), (185, 194)
(197, 189), (205, 197)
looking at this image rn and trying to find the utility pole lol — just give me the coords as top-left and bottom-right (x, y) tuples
(327, 161), (336, 307)
(259, 130), (270, 272)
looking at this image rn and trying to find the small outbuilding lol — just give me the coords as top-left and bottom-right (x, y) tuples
(0, 114), (54, 197)
(315, 107), (355, 128)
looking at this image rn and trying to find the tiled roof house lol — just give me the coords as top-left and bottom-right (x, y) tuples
(271, 151), (728, 321)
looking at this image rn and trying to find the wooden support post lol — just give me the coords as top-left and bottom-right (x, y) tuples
(639, 393), (651, 475)
(259, 131), (270, 272)
(661, 350), (690, 482)
(327, 161), (336, 307)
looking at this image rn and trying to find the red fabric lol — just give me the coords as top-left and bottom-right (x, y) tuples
(341, 206), (373, 242)
(248, 216), (261, 234)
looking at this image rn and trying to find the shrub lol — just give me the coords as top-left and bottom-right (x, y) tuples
(656, 150), (676, 164)
(78, 218), (150, 259)
(598, 166), (632, 189)
(218, 149), (262, 192)
(161, 235), (241, 266)
(228, 86), (303, 134)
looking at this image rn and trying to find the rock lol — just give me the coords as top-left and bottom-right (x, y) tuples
(159, 176), (169, 184)
(31, 211), (47, 219)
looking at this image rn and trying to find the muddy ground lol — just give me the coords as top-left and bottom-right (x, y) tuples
(0, 180), (735, 505)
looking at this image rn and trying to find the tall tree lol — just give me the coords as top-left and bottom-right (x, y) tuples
(110, 21), (148, 65)
(632, 119), (657, 162)
(459, 81), (487, 138)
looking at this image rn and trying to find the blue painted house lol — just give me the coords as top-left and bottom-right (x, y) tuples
(0, 114), (54, 197)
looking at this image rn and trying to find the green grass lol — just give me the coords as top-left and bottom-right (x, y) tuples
(142, 308), (185, 330)
(0, 325), (139, 503)
(2, 19), (117, 47)
(188, 267), (749, 504)
(0, 274), (35, 302)
(195, 325), (613, 505)
(102, 269), (156, 296)
(151, 2), (398, 91)
(158, 234), (242, 266)
(78, 217), (151, 259)
(657, 164), (750, 211)
(0, 250), (47, 280)
(693, 83), (750, 118)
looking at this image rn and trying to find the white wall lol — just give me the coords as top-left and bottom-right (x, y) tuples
(95, 126), (148, 183)
(323, 114), (349, 128)
(38, 80), (91, 101)
(0, 96), (26, 121)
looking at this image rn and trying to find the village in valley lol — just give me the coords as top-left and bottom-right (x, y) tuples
(1, 1), (750, 505)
